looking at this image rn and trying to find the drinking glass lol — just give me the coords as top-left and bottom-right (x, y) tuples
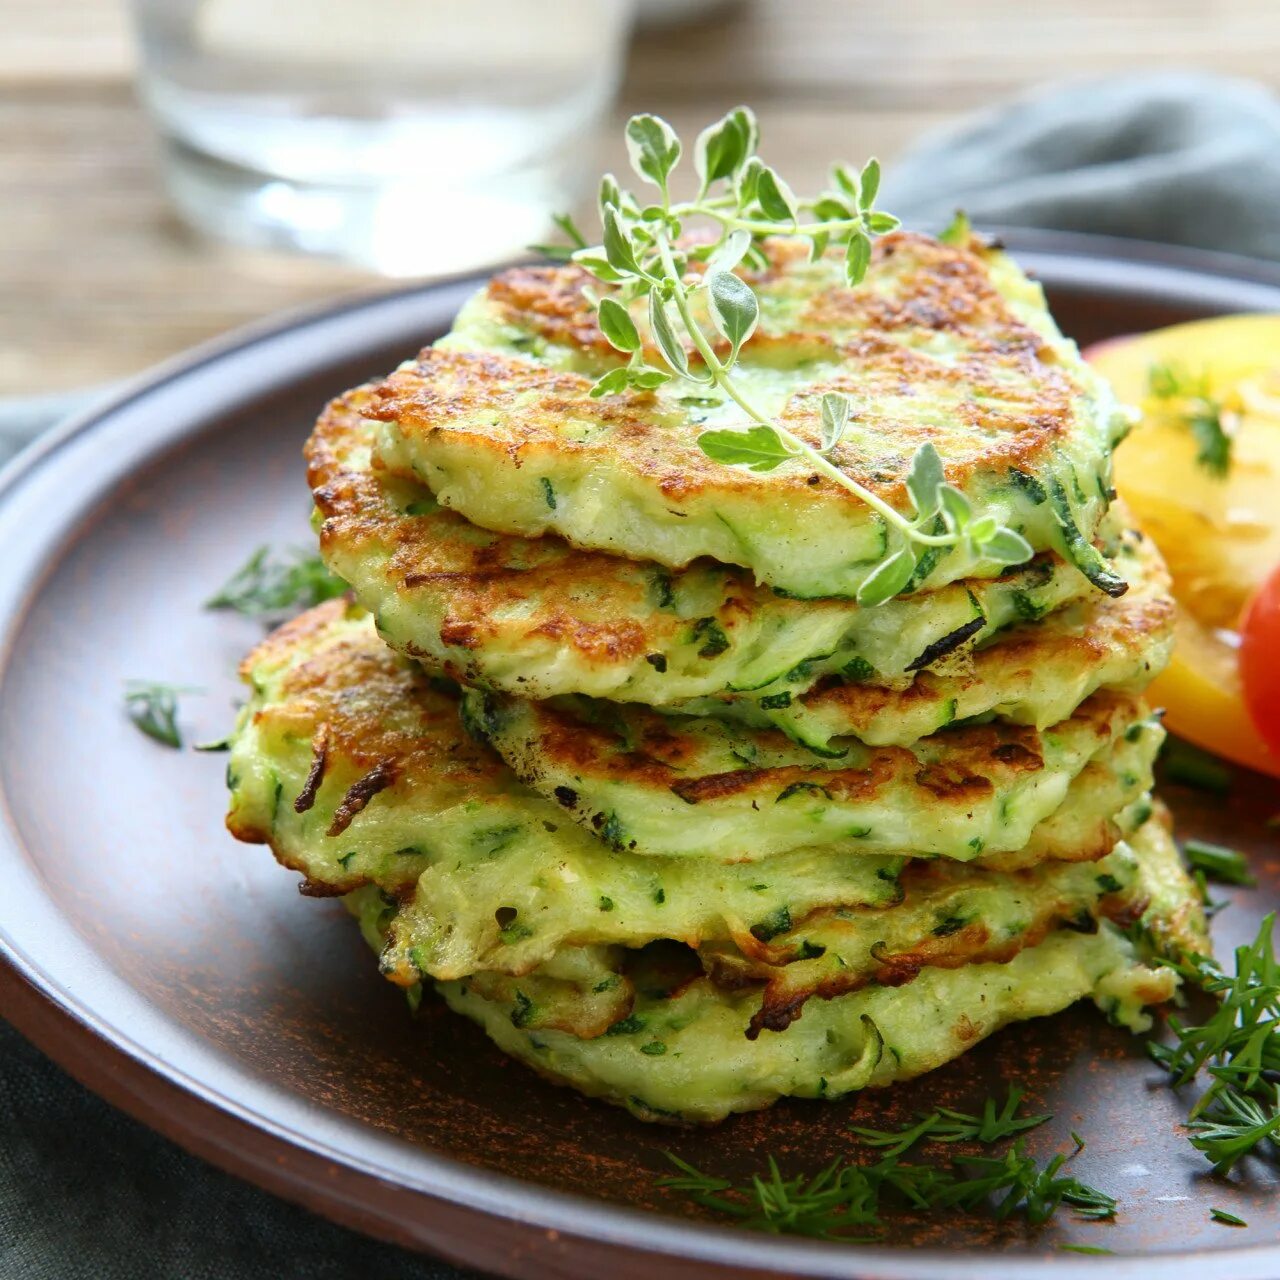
(128, 0), (635, 275)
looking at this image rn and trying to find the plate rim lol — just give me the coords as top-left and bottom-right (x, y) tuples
(3, 230), (1280, 1280)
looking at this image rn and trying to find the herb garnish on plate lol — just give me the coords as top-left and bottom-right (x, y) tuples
(206, 545), (346, 619)
(1143, 912), (1280, 1173)
(124, 680), (200, 748)
(658, 1088), (1114, 1238)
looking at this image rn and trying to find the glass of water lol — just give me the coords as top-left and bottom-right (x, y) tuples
(128, 0), (635, 275)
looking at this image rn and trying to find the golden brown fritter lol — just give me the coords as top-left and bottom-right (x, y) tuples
(369, 233), (1127, 598)
(465, 685), (1163, 863)
(308, 383), (1099, 705)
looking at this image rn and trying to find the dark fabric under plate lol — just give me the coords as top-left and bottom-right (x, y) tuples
(0, 1021), (482, 1280)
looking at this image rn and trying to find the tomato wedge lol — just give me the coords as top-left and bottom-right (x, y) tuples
(1241, 561), (1280, 758)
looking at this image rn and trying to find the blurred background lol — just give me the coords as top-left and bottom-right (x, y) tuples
(4, 0), (1280, 401)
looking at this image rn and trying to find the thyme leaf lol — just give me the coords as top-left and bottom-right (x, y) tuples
(939, 209), (972, 246)
(1211, 1207), (1247, 1226)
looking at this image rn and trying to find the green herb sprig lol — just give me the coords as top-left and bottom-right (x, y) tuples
(849, 1086), (1050, 1156)
(1147, 363), (1233, 477)
(124, 680), (200, 748)
(658, 1135), (1114, 1240)
(551, 108), (1034, 605)
(1160, 737), (1233, 794)
(1183, 839), (1256, 888)
(207, 546), (347, 619)
(938, 208), (972, 246)
(1141, 913), (1280, 1174)
(1211, 1207), (1247, 1226)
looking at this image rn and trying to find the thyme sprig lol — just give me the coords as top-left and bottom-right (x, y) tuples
(553, 108), (1034, 605)
(207, 546), (347, 619)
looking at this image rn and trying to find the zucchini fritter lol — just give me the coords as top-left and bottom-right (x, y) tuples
(379, 826), (1156, 1019)
(343, 814), (1198, 1126)
(464, 686), (1162, 862)
(230, 603), (1197, 1125)
(308, 384), (1100, 706)
(369, 234), (1127, 600)
(679, 524), (1172, 751)
(347, 811), (1198, 1123)
(436, 925), (1176, 1124)
(227, 604), (1157, 981)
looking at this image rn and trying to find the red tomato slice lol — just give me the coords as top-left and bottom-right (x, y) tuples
(1241, 561), (1280, 756)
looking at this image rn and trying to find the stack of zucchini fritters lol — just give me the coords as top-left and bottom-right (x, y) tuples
(226, 232), (1205, 1123)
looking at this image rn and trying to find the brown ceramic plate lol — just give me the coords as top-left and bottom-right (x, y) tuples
(1, 231), (1279, 1280)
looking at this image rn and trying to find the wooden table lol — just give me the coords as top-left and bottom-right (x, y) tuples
(3, 0), (1279, 396)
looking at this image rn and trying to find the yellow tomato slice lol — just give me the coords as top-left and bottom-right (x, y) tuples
(1087, 314), (1280, 777)
(1148, 610), (1279, 776)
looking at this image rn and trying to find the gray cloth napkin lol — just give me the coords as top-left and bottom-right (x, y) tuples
(4, 69), (1279, 1280)
(885, 70), (1280, 257)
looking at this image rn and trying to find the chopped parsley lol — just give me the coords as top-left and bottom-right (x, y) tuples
(510, 991), (535, 1028)
(605, 1015), (647, 1037)
(842, 656), (875, 682)
(649, 570), (676, 610)
(750, 906), (792, 942)
(600, 812), (627, 850)
(776, 781), (833, 804)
